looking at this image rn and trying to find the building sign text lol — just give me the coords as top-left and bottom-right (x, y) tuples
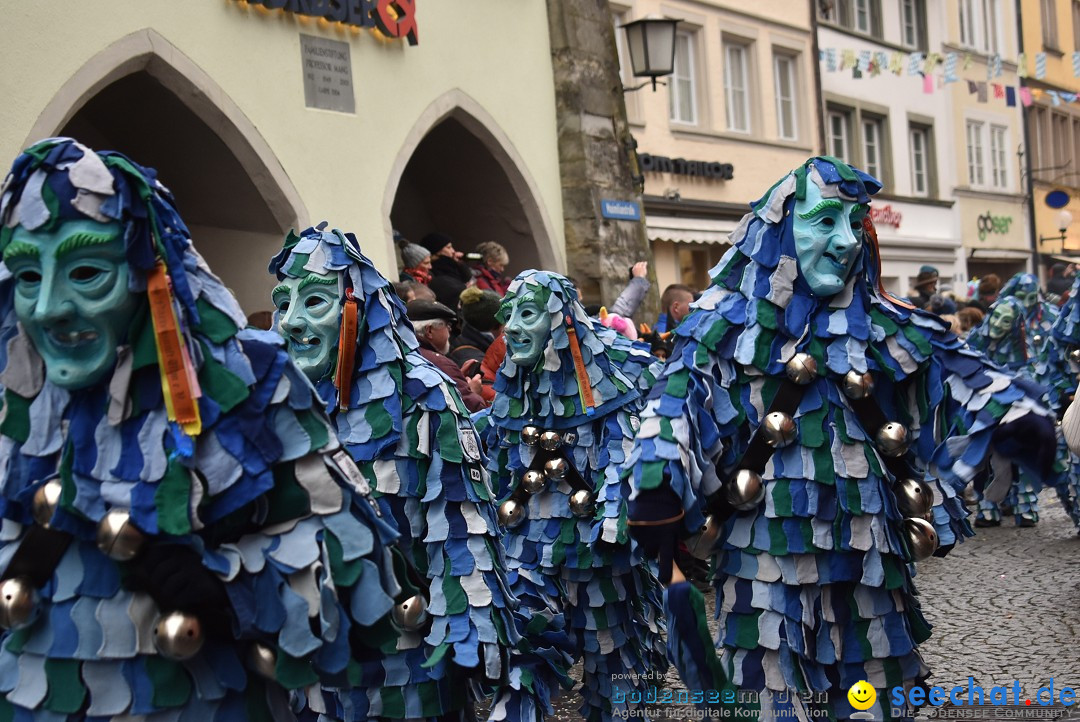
(639, 153), (734, 181)
(869, 205), (902, 228)
(244, 0), (418, 45)
(300, 35), (355, 113)
(977, 212), (1013, 241)
(601, 199), (642, 221)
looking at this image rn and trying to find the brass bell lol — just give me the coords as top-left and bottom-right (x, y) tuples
(32, 479), (62, 528)
(874, 422), (910, 458)
(686, 514), (722, 560)
(1070, 348), (1080, 364)
(521, 470), (547, 495)
(249, 643), (278, 680)
(725, 469), (765, 511)
(95, 509), (145, 561)
(498, 498), (527, 528)
(568, 489), (595, 518)
(521, 426), (541, 446)
(784, 353), (818, 385)
(0, 578), (39, 630)
(842, 370), (874, 400)
(153, 611), (204, 661)
(761, 412), (797, 448)
(902, 517), (939, 562)
(543, 457), (568, 481)
(391, 594), (430, 632)
(894, 478), (934, 519)
(539, 430), (562, 451)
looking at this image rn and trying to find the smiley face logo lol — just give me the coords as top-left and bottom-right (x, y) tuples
(848, 680), (877, 711)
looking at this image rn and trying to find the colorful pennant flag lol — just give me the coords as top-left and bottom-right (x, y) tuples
(1006, 86), (1017, 107)
(944, 52), (958, 83)
(1036, 52), (1047, 79)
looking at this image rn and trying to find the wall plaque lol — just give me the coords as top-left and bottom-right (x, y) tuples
(300, 34), (355, 114)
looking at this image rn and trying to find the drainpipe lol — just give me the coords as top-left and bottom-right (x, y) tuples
(810, 1), (826, 153)
(1017, 0), (1041, 278)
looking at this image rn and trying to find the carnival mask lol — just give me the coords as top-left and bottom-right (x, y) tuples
(1014, 289), (1038, 311)
(273, 272), (341, 382)
(792, 182), (867, 297)
(988, 303), (1018, 340)
(503, 290), (550, 368)
(6, 219), (140, 390)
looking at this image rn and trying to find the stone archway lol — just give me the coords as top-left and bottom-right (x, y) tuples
(26, 28), (307, 315)
(383, 89), (561, 278)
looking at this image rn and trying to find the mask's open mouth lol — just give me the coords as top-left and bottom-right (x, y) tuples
(48, 329), (99, 348)
(290, 335), (322, 353)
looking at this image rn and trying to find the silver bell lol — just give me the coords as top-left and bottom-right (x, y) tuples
(761, 412), (797, 448)
(521, 426), (541, 446)
(875, 422), (910, 458)
(1070, 348), (1080, 364)
(96, 509), (145, 561)
(842, 370), (874, 399)
(391, 594), (430, 632)
(1033, 334), (1044, 346)
(498, 498), (527, 528)
(785, 353), (818, 385)
(539, 431), (562, 451)
(894, 478), (934, 519)
(686, 514), (723, 560)
(32, 479), (62, 528)
(249, 643), (278, 680)
(725, 469), (765, 511)
(521, 470), (547, 495)
(0, 578), (39, 630)
(153, 611), (204, 661)
(568, 489), (595, 518)
(902, 517), (939, 562)
(543, 457), (568, 481)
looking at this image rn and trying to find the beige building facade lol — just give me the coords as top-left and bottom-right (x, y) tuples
(612, 0), (820, 293)
(0, 1), (565, 314)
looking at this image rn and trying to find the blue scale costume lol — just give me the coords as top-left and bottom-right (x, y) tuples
(268, 227), (520, 720)
(998, 273), (1059, 359)
(625, 158), (1054, 721)
(0, 139), (403, 720)
(474, 271), (666, 722)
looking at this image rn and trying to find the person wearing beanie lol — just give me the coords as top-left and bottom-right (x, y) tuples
(451, 287), (503, 375)
(908, 264), (939, 309)
(399, 241), (432, 284)
(423, 232), (474, 306)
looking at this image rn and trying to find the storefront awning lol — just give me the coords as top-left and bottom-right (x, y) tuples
(967, 248), (1032, 260)
(646, 215), (739, 245)
(1050, 253), (1080, 263)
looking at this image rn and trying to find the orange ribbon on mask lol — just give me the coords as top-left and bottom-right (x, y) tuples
(565, 314), (596, 415)
(147, 261), (202, 435)
(335, 289), (359, 411)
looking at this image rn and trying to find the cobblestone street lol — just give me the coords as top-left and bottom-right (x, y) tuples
(540, 490), (1080, 720)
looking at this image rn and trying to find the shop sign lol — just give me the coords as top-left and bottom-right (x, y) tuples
(242, 0), (418, 45)
(869, 204), (901, 228)
(639, 153), (734, 180)
(601, 199), (642, 221)
(300, 35), (355, 113)
(977, 211), (1013, 241)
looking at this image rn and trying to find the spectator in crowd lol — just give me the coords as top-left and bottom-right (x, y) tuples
(957, 306), (985, 336)
(423, 232), (475, 309)
(927, 293), (957, 317)
(399, 241), (432, 284)
(655, 283), (695, 333)
(392, 279), (419, 303)
(908, 264), (939, 309)
(451, 286), (503, 371)
(972, 273), (1002, 312)
(408, 299), (488, 412)
(473, 240), (512, 295)
(939, 314), (963, 335)
(609, 261), (651, 318)
(1047, 262), (1073, 300)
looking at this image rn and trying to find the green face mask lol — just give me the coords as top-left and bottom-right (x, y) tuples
(988, 304), (1017, 340)
(503, 290), (550, 368)
(6, 219), (140, 390)
(792, 183), (867, 297)
(272, 272), (341, 382)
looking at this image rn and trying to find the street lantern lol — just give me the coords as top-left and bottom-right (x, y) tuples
(620, 16), (681, 92)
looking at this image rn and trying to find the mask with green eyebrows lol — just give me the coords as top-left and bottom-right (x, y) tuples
(272, 271), (341, 382)
(792, 181), (867, 297)
(5, 218), (140, 389)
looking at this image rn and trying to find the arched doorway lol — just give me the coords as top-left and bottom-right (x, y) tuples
(29, 29), (305, 317)
(386, 92), (560, 282)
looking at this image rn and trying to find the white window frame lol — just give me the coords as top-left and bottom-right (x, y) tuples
(669, 31), (698, 125)
(862, 117), (883, 180)
(855, 0), (873, 33)
(959, 0), (1002, 54)
(989, 125), (1009, 190)
(900, 0), (924, 49)
(724, 41), (752, 133)
(828, 110), (851, 162)
(909, 126), (929, 197)
(773, 53), (798, 141)
(966, 119), (986, 187)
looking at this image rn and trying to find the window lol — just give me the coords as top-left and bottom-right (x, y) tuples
(1074, 0), (1080, 49)
(669, 32), (697, 125)
(828, 110), (851, 161)
(959, 0), (1002, 53)
(855, 0), (872, 32)
(863, 117), (883, 179)
(966, 120), (986, 186)
(990, 125), (1009, 189)
(821, 0), (881, 37)
(1030, 106), (1080, 189)
(724, 42), (751, 132)
(1032, 106), (1052, 181)
(909, 125), (930, 197)
(1043, 0), (1059, 49)
(774, 54), (798, 141)
(900, 0), (926, 49)
(1054, 112), (1072, 165)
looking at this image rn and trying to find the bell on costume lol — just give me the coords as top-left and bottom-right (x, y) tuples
(842, 370), (874, 399)
(521, 425), (542, 446)
(894, 478), (934, 519)
(543, 457), (569, 481)
(498, 498), (527, 528)
(31, 479), (62, 528)
(96, 509), (146, 561)
(1070, 348), (1080, 364)
(392, 594), (431, 632)
(784, 353), (818, 385)
(0, 577), (40, 630)
(521, 469), (547, 495)
(153, 611), (204, 661)
(539, 430), (562, 451)
(249, 643), (278, 680)
(568, 489), (596, 518)
(902, 517), (939, 561)
(686, 514), (723, 560)
(761, 412), (797, 448)
(875, 422), (910, 458)
(725, 469), (765, 511)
